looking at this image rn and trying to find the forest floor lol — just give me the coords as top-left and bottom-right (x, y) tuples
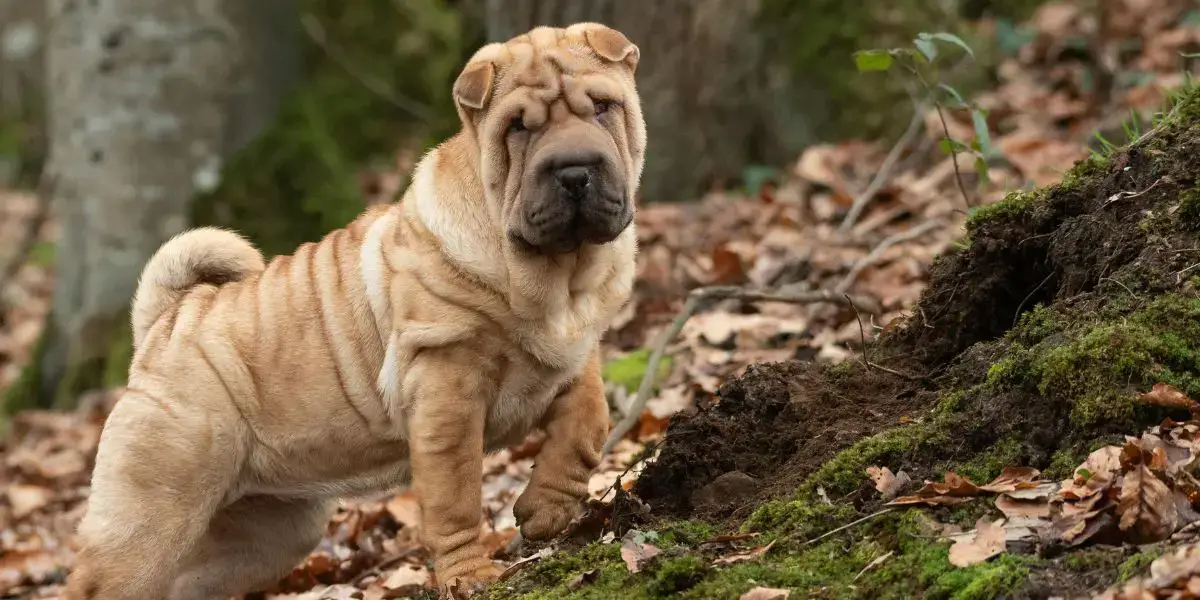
(1, 2), (1199, 599)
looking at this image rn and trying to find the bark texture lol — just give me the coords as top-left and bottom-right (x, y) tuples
(37, 0), (297, 408)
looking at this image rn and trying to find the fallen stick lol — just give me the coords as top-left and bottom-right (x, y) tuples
(839, 97), (932, 234)
(601, 285), (879, 454)
(799, 508), (895, 545)
(833, 219), (943, 295)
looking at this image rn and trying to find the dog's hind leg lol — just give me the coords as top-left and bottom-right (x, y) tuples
(167, 495), (335, 600)
(63, 388), (249, 600)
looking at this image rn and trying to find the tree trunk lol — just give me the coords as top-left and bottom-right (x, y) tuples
(0, 0), (47, 184)
(33, 0), (298, 409)
(483, 0), (826, 204)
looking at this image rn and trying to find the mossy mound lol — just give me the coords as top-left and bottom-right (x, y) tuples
(487, 86), (1200, 599)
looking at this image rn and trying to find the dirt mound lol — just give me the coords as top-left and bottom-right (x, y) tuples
(634, 95), (1200, 544)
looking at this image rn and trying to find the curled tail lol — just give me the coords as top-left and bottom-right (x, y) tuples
(131, 227), (265, 350)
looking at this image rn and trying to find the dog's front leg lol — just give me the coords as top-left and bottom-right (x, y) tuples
(408, 360), (501, 593)
(514, 347), (608, 540)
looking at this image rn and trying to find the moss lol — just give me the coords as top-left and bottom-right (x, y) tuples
(655, 520), (717, 547)
(1059, 155), (1111, 191)
(603, 349), (673, 395)
(964, 190), (1041, 233)
(1, 329), (45, 419)
(1028, 295), (1200, 426)
(1117, 548), (1163, 582)
(945, 437), (1023, 484)
(648, 556), (707, 596)
(1179, 182), (1200, 230)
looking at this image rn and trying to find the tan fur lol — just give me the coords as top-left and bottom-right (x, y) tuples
(64, 22), (643, 600)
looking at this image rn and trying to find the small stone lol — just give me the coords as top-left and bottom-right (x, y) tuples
(691, 471), (760, 510)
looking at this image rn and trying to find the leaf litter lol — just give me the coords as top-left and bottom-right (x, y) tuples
(0, 0), (1197, 597)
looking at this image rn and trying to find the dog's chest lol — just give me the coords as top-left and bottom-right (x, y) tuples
(484, 329), (594, 449)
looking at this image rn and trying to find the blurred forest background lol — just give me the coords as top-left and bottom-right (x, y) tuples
(0, 0), (1062, 415)
(0, 1), (1198, 596)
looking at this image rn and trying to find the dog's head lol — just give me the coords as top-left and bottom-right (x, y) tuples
(451, 23), (645, 256)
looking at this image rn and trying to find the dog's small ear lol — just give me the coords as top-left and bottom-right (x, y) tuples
(453, 61), (495, 110)
(585, 26), (639, 73)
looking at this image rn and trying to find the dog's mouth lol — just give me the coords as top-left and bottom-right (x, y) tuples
(510, 155), (632, 255)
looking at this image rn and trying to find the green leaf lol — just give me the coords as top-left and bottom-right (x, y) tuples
(917, 31), (976, 59)
(854, 50), (894, 72)
(914, 37), (938, 62)
(971, 109), (993, 156)
(938, 138), (971, 155)
(939, 83), (967, 107)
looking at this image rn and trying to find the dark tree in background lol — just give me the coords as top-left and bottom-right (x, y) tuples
(31, 0), (300, 409)
(483, 0), (828, 204)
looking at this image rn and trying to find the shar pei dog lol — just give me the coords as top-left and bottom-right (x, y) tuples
(64, 22), (644, 600)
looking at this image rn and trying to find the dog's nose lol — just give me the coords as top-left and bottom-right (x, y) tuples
(554, 166), (591, 197)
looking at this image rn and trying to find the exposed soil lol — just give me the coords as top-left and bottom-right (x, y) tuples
(632, 113), (1200, 582)
(633, 360), (922, 520)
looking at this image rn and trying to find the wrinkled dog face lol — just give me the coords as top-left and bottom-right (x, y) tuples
(453, 24), (646, 255)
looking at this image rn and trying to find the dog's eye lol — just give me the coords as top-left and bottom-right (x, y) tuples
(508, 116), (527, 133)
(594, 100), (612, 116)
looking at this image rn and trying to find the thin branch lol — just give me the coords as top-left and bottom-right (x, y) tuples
(933, 102), (974, 211)
(839, 96), (933, 234)
(834, 220), (942, 295)
(0, 178), (52, 304)
(299, 14), (433, 121)
(601, 285), (880, 454)
(797, 508), (895, 545)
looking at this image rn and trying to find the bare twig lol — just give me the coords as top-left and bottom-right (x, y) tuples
(798, 508), (895, 545)
(854, 550), (895, 581)
(601, 285), (880, 454)
(834, 220), (943, 295)
(300, 14), (433, 121)
(934, 102), (974, 210)
(839, 97), (933, 234)
(847, 294), (874, 374)
(0, 179), (52, 304)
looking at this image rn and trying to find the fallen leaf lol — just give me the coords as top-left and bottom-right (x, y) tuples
(382, 564), (430, 591)
(888, 471), (982, 506)
(996, 494), (1052, 519)
(979, 467), (1043, 493)
(568, 569), (599, 590)
(740, 587), (792, 600)
(620, 537), (661, 574)
(948, 518), (1007, 567)
(867, 466), (911, 500)
(713, 540), (777, 566)
(1117, 464), (1178, 542)
(385, 490), (422, 530)
(1140, 383), (1200, 414)
(6, 484), (52, 519)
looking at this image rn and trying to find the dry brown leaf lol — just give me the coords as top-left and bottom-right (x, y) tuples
(382, 564), (430, 591)
(6, 484), (52, 519)
(1140, 383), (1200, 414)
(887, 472), (982, 506)
(996, 494), (1051, 519)
(948, 518), (1007, 567)
(740, 587), (792, 600)
(385, 490), (421, 530)
(866, 466), (911, 500)
(620, 538), (661, 574)
(713, 540), (777, 566)
(1117, 464), (1178, 542)
(979, 467), (1043, 493)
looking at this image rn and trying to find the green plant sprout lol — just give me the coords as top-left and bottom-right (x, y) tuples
(854, 32), (995, 210)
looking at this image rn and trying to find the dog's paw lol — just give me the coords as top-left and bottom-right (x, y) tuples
(513, 487), (579, 541)
(439, 563), (504, 599)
